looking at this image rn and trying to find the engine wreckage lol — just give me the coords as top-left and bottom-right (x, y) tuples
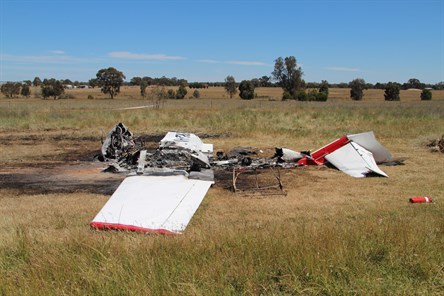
(91, 123), (401, 234)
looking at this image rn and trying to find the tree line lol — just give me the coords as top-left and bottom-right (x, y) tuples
(222, 56), (437, 101)
(2, 61), (442, 100)
(347, 78), (432, 101)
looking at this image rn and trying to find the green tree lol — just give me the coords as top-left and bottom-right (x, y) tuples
(1, 82), (21, 98)
(41, 79), (65, 99)
(130, 77), (142, 86)
(384, 82), (400, 101)
(374, 82), (386, 89)
(403, 78), (423, 90)
(259, 76), (272, 87)
(319, 80), (329, 97)
(238, 80), (255, 100)
(88, 78), (98, 88)
(142, 76), (153, 86)
(251, 78), (260, 88)
(178, 79), (188, 87)
(33, 77), (42, 87)
(421, 89), (432, 100)
(96, 67), (126, 99)
(63, 79), (73, 85)
(349, 78), (366, 100)
(272, 56), (304, 99)
(21, 83), (31, 97)
(140, 80), (148, 97)
(224, 75), (237, 98)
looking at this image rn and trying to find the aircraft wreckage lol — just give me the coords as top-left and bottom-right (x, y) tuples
(91, 123), (401, 234)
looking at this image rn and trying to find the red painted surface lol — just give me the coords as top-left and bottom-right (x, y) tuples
(409, 197), (432, 203)
(90, 222), (178, 235)
(296, 157), (319, 166)
(297, 136), (350, 166)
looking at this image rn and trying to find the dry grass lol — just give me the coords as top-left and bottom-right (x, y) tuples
(71, 86), (444, 101)
(1, 85), (443, 101)
(0, 89), (444, 294)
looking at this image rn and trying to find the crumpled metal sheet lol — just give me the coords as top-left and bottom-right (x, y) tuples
(101, 123), (136, 160)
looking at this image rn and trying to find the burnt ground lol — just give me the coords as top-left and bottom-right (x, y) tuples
(0, 132), (240, 195)
(0, 132), (139, 195)
(0, 131), (299, 196)
(0, 163), (125, 195)
(0, 149), (127, 195)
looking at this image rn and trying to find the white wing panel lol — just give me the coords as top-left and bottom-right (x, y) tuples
(91, 175), (213, 234)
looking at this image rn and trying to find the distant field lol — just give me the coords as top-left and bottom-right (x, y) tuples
(0, 89), (443, 294)
(1, 86), (443, 101)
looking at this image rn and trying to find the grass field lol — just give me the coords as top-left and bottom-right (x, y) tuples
(0, 87), (443, 295)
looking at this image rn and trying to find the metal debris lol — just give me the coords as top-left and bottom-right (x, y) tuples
(274, 147), (309, 162)
(98, 124), (306, 193)
(100, 126), (215, 181)
(100, 122), (138, 161)
(232, 167), (286, 196)
(99, 125), (398, 194)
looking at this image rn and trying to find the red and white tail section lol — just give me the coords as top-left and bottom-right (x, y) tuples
(298, 131), (392, 178)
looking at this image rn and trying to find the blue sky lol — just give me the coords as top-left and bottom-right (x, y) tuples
(1, 0), (443, 83)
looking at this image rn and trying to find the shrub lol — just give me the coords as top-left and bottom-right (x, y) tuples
(297, 90), (308, 101)
(175, 85), (187, 99)
(282, 91), (293, 101)
(421, 89), (432, 101)
(304, 90), (328, 102)
(193, 90), (200, 99)
(167, 89), (176, 99)
(306, 90), (317, 101)
(314, 91), (328, 102)
(238, 80), (255, 100)
(384, 82), (400, 101)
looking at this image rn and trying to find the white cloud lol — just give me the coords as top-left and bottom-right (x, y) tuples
(326, 66), (360, 72)
(49, 50), (65, 54)
(108, 51), (185, 60)
(198, 59), (221, 64)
